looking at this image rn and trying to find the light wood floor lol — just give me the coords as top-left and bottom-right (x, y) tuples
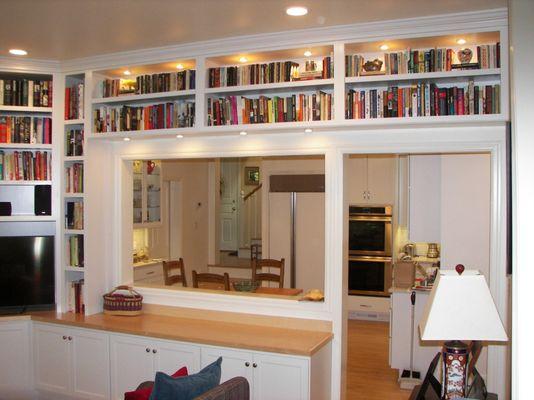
(347, 319), (411, 400)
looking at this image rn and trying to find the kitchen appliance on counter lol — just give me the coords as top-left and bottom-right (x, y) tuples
(348, 205), (393, 297)
(426, 243), (440, 258)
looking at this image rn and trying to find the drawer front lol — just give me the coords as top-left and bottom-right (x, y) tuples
(133, 263), (163, 281)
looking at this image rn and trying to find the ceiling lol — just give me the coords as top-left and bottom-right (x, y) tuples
(1, 0), (506, 61)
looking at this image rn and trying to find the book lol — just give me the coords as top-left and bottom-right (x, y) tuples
(65, 163), (84, 193)
(65, 129), (84, 157)
(66, 201), (84, 230)
(0, 150), (51, 181)
(0, 116), (52, 144)
(67, 235), (84, 268)
(65, 83), (84, 120)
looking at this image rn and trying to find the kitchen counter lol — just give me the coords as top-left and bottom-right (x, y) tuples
(133, 258), (166, 268)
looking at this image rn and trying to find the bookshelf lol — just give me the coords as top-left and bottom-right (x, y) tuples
(61, 72), (86, 314)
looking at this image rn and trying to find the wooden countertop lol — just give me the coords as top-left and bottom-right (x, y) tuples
(28, 311), (332, 357)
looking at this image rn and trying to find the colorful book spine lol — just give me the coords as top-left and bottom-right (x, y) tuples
(66, 201), (84, 230)
(65, 129), (84, 157)
(67, 235), (84, 268)
(0, 116), (52, 144)
(65, 83), (84, 120)
(0, 79), (52, 107)
(65, 163), (84, 193)
(0, 150), (51, 181)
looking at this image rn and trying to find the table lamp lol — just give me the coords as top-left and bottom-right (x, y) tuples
(419, 265), (508, 400)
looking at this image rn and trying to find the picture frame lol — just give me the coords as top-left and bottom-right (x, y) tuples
(244, 166), (260, 186)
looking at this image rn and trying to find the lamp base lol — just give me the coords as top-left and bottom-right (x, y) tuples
(441, 340), (469, 400)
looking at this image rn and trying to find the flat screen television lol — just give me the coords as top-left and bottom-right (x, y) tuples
(0, 236), (55, 313)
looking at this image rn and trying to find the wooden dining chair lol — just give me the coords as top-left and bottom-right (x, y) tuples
(252, 258), (285, 288)
(163, 259), (187, 287)
(192, 270), (231, 291)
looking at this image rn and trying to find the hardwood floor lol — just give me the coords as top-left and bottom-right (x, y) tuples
(346, 319), (411, 400)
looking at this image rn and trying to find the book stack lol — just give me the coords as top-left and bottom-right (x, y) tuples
(209, 61), (299, 88)
(345, 54), (365, 77)
(65, 83), (84, 120)
(66, 201), (84, 230)
(0, 116), (52, 144)
(345, 82), (500, 119)
(207, 91), (333, 126)
(65, 163), (83, 193)
(0, 78), (52, 107)
(0, 150), (51, 181)
(67, 279), (85, 314)
(67, 235), (84, 268)
(93, 101), (195, 133)
(65, 129), (84, 157)
(99, 70), (195, 98)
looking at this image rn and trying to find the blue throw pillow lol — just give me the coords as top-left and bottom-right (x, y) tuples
(148, 357), (222, 400)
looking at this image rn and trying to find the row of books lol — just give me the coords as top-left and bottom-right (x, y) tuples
(66, 201), (84, 230)
(66, 235), (84, 268)
(65, 83), (84, 120)
(67, 279), (85, 314)
(93, 101), (195, 133)
(65, 163), (83, 193)
(0, 116), (52, 144)
(345, 43), (500, 77)
(208, 57), (333, 88)
(0, 79), (52, 107)
(98, 70), (196, 98)
(207, 91), (333, 126)
(345, 82), (500, 119)
(0, 150), (51, 181)
(66, 129), (84, 157)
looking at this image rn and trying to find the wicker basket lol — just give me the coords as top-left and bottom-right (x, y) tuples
(103, 286), (143, 316)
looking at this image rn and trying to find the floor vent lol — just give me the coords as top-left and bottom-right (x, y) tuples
(348, 310), (389, 322)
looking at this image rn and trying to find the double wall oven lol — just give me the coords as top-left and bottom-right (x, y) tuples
(348, 205), (392, 297)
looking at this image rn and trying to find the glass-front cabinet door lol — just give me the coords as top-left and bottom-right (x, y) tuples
(133, 160), (162, 227)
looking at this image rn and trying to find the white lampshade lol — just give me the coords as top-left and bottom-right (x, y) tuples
(419, 269), (508, 341)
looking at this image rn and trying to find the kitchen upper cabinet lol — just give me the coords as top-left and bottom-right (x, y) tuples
(0, 321), (32, 395)
(347, 155), (396, 205)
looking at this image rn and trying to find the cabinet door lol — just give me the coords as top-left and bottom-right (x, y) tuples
(346, 155), (368, 204)
(0, 321), (32, 393)
(33, 323), (71, 395)
(71, 328), (110, 399)
(110, 335), (154, 400)
(367, 155), (396, 205)
(389, 292), (412, 371)
(253, 353), (309, 400)
(153, 339), (201, 375)
(201, 347), (253, 385)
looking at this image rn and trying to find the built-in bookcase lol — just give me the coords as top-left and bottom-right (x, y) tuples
(62, 73), (86, 313)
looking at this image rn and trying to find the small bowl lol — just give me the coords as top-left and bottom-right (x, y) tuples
(232, 280), (260, 292)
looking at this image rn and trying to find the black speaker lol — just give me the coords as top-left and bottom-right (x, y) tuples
(0, 202), (11, 216)
(34, 185), (52, 216)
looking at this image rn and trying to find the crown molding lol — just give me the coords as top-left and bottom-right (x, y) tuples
(0, 56), (60, 74)
(60, 7), (508, 72)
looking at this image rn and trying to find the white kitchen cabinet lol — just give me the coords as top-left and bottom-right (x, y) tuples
(201, 346), (309, 400)
(34, 322), (110, 399)
(133, 262), (164, 285)
(110, 333), (201, 400)
(133, 160), (162, 228)
(347, 155), (396, 205)
(0, 320), (32, 396)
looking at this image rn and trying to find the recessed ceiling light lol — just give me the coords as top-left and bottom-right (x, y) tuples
(176, 64), (184, 70)
(9, 49), (27, 56)
(457, 38), (466, 45)
(304, 50), (312, 57)
(239, 57), (248, 63)
(286, 6), (308, 16)
(380, 44), (389, 51)
(176, 134), (184, 139)
(123, 137), (131, 142)
(123, 70), (132, 76)
(304, 128), (313, 133)
(239, 131), (248, 136)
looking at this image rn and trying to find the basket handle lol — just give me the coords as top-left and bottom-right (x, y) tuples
(109, 285), (142, 298)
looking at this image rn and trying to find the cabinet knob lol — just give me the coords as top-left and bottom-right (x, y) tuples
(152, 349), (157, 354)
(146, 348), (150, 353)
(68, 336), (72, 341)
(252, 363), (257, 368)
(62, 335), (67, 340)
(245, 362), (250, 367)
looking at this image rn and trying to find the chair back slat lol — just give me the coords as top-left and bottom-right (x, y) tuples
(252, 258), (285, 288)
(163, 259), (187, 287)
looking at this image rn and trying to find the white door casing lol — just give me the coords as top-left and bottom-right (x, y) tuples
(220, 159), (239, 251)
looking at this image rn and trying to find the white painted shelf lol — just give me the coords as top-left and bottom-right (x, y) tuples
(205, 78), (335, 95)
(345, 68), (501, 85)
(64, 193), (85, 199)
(65, 229), (85, 235)
(92, 89), (195, 105)
(0, 180), (52, 185)
(87, 126), (198, 140)
(0, 215), (55, 222)
(64, 156), (85, 162)
(0, 105), (52, 113)
(65, 266), (85, 273)
(0, 143), (52, 150)
(65, 118), (85, 125)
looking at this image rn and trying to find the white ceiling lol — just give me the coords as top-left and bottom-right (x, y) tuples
(1, 0), (506, 61)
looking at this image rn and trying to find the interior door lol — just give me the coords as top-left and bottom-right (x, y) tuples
(220, 159), (239, 251)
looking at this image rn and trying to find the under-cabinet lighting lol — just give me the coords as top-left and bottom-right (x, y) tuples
(239, 57), (248, 63)
(239, 131), (248, 136)
(176, 134), (184, 139)
(456, 38), (466, 45)
(304, 128), (313, 133)
(176, 64), (184, 70)
(123, 70), (132, 76)
(286, 6), (308, 16)
(304, 50), (312, 57)
(123, 137), (131, 142)
(380, 44), (389, 51)
(9, 49), (27, 56)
